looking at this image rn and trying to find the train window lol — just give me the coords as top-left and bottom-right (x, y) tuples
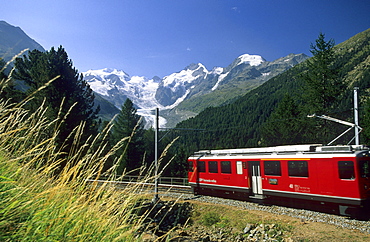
(198, 161), (206, 173)
(236, 161), (243, 174)
(221, 161), (232, 174)
(360, 160), (370, 178)
(188, 161), (194, 172)
(338, 161), (355, 179)
(264, 160), (281, 176)
(208, 161), (218, 173)
(288, 161), (308, 177)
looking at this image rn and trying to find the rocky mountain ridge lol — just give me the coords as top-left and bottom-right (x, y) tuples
(84, 53), (308, 127)
(0, 21), (44, 63)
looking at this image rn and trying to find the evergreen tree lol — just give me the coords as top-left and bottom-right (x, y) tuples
(303, 33), (343, 114)
(0, 58), (5, 79)
(112, 98), (145, 174)
(166, 146), (188, 177)
(14, 46), (99, 150)
(143, 128), (155, 170)
(260, 94), (308, 146)
(361, 98), (370, 144)
(0, 58), (23, 101)
(302, 33), (344, 144)
(0, 58), (7, 93)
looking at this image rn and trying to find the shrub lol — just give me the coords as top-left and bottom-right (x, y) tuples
(201, 212), (221, 226)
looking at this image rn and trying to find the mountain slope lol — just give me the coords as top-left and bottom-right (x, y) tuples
(0, 21), (118, 121)
(165, 53), (308, 126)
(175, 28), (370, 152)
(0, 21), (44, 62)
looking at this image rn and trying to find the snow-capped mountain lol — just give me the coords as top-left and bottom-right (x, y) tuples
(155, 63), (209, 107)
(83, 53), (308, 128)
(236, 54), (265, 66)
(84, 68), (161, 109)
(83, 68), (167, 127)
(155, 54), (266, 108)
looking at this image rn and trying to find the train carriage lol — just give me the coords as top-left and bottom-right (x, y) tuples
(188, 144), (370, 219)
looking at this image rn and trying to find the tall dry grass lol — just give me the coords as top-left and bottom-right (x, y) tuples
(0, 57), (164, 241)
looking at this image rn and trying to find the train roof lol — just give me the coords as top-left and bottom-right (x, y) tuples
(192, 144), (370, 157)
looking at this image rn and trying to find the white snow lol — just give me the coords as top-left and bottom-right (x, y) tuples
(84, 68), (164, 126)
(237, 54), (264, 66)
(212, 72), (229, 91)
(162, 63), (207, 92)
(210, 67), (224, 75)
(85, 68), (129, 77)
(163, 89), (191, 110)
(86, 76), (109, 96)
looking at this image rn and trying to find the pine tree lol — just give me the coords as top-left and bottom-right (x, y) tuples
(302, 33), (344, 144)
(260, 94), (308, 146)
(14, 46), (99, 150)
(361, 98), (370, 144)
(111, 98), (145, 174)
(303, 33), (343, 114)
(0, 58), (23, 102)
(0, 58), (8, 96)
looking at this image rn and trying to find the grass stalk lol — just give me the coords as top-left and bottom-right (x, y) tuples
(0, 69), (176, 241)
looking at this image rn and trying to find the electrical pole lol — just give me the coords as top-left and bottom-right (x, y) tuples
(354, 87), (360, 145)
(153, 108), (159, 203)
(307, 87), (362, 146)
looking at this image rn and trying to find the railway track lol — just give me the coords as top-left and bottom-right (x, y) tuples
(87, 179), (370, 234)
(86, 179), (192, 193)
(163, 192), (370, 234)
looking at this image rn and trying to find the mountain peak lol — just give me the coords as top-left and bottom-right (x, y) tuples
(85, 68), (129, 78)
(237, 54), (265, 66)
(184, 63), (208, 72)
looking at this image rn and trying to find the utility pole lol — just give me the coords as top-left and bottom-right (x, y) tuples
(153, 108), (159, 203)
(354, 87), (360, 145)
(150, 109), (203, 203)
(307, 87), (362, 146)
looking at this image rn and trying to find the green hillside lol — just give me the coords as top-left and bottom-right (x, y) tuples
(175, 28), (370, 153)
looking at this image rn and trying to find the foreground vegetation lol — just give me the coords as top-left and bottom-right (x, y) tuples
(1, 77), (369, 241)
(0, 62), (165, 240)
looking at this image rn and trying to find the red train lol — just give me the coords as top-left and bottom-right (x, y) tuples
(188, 144), (370, 219)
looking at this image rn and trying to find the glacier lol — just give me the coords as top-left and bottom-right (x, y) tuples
(83, 55), (264, 128)
(83, 64), (216, 128)
(82, 53), (308, 128)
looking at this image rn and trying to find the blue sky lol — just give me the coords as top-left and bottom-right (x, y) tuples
(1, 0), (369, 78)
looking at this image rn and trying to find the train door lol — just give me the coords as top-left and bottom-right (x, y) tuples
(236, 161), (249, 187)
(249, 161), (263, 195)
